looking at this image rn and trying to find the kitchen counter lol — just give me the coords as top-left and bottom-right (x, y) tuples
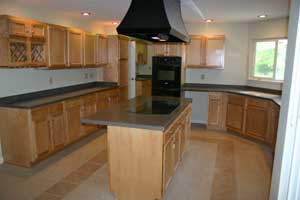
(82, 96), (192, 200)
(0, 82), (118, 109)
(182, 83), (282, 106)
(81, 96), (192, 131)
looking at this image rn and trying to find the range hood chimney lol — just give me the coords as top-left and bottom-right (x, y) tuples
(117, 0), (190, 43)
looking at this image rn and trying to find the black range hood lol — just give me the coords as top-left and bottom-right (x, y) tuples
(117, 0), (190, 43)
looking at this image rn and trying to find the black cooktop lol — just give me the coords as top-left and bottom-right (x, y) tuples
(128, 99), (180, 115)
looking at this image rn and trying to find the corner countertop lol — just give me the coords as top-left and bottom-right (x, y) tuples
(81, 96), (192, 131)
(182, 83), (282, 106)
(0, 82), (118, 109)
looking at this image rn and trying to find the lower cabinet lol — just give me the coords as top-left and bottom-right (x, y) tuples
(49, 103), (66, 151)
(226, 94), (246, 134)
(245, 98), (269, 140)
(136, 80), (152, 97)
(50, 111), (65, 151)
(31, 107), (52, 158)
(0, 87), (120, 167)
(163, 105), (191, 193)
(65, 98), (82, 144)
(163, 134), (175, 189)
(207, 92), (227, 130)
(81, 94), (98, 135)
(267, 102), (280, 151)
(224, 93), (280, 150)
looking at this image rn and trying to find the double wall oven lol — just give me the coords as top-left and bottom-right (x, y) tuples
(152, 56), (181, 97)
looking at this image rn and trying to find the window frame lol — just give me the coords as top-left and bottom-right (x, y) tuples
(248, 37), (287, 83)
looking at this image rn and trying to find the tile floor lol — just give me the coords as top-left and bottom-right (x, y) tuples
(0, 125), (273, 200)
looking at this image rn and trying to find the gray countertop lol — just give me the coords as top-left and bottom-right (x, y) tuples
(182, 83), (282, 106)
(81, 96), (192, 131)
(0, 82), (118, 109)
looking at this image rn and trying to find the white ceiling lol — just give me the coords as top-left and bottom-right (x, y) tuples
(1, 0), (290, 25)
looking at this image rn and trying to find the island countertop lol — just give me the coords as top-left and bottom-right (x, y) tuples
(81, 96), (192, 131)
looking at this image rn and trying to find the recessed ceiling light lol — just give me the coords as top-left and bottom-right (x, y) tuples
(112, 22), (119, 25)
(257, 14), (267, 18)
(205, 19), (213, 23)
(151, 36), (160, 40)
(81, 12), (91, 16)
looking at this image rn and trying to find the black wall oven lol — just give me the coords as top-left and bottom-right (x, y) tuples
(152, 56), (181, 97)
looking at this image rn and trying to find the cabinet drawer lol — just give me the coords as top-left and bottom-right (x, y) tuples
(208, 92), (222, 100)
(48, 103), (63, 116)
(65, 98), (82, 109)
(228, 94), (245, 106)
(247, 97), (269, 109)
(83, 94), (97, 104)
(31, 106), (49, 121)
(164, 124), (183, 144)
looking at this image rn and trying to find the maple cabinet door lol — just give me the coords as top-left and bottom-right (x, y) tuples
(84, 34), (97, 66)
(65, 99), (82, 143)
(32, 119), (51, 157)
(68, 30), (83, 66)
(50, 114), (66, 151)
(48, 26), (67, 67)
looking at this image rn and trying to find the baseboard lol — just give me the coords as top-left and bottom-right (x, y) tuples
(191, 119), (207, 124)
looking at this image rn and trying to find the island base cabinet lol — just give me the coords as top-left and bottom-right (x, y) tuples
(107, 104), (192, 200)
(108, 126), (164, 200)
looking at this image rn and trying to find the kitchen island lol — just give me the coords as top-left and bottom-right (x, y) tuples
(81, 96), (192, 200)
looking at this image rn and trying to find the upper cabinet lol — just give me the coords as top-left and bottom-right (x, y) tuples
(67, 29), (83, 67)
(0, 15), (109, 69)
(83, 32), (97, 67)
(0, 15), (47, 67)
(153, 43), (183, 57)
(187, 35), (225, 69)
(136, 42), (148, 65)
(47, 25), (67, 68)
(96, 35), (108, 66)
(104, 35), (129, 85)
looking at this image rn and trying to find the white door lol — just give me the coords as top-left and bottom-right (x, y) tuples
(128, 41), (136, 99)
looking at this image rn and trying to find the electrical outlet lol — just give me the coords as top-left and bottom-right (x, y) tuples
(84, 73), (88, 79)
(201, 74), (206, 80)
(49, 77), (53, 85)
(89, 73), (94, 79)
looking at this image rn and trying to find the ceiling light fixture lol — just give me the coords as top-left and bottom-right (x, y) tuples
(81, 12), (91, 16)
(151, 36), (160, 40)
(205, 19), (213, 23)
(257, 14), (267, 18)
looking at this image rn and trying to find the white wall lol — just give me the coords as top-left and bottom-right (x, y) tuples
(185, 22), (249, 85)
(185, 18), (288, 89)
(185, 91), (208, 124)
(185, 18), (288, 125)
(0, 68), (98, 98)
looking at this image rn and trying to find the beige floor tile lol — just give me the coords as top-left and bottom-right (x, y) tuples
(0, 127), (273, 200)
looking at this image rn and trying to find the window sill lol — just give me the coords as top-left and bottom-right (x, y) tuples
(248, 77), (284, 84)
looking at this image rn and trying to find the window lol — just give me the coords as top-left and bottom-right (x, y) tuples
(250, 38), (288, 81)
